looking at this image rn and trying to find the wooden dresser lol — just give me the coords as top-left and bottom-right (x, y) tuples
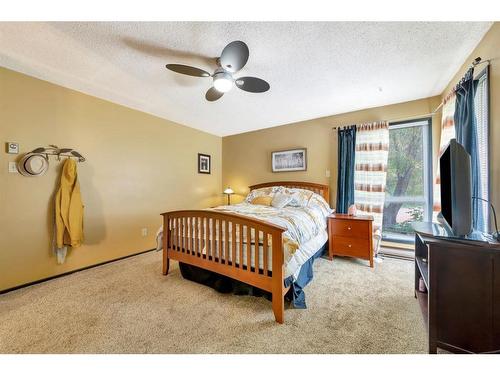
(414, 222), (500, 353)
(327, 213), (374, 267)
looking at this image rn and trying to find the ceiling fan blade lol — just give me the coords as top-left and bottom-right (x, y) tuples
(166, 64), (211, 77)
(219, 41), (249, 73)
(235, 77), (270, 93)
(205, 87), (224, 102)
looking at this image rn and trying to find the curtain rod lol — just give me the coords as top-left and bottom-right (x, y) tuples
(332, 56), (489, 131)
(331, 108), (441, 130)
(471, 57), (490, 69)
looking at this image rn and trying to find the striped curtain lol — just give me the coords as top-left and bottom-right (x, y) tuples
(354, 122), (389, 252)
(432, 92), (456, 220)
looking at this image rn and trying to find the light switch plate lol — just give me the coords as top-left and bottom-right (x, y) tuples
(8, 161), (18, 173)
(6, 142), (19, 154)
(325, 169), (331, 178)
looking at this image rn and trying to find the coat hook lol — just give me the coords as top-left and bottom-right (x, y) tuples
(29, 145), (86, 163)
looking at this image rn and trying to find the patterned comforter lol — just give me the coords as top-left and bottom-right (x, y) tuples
(211, 201), (330, 278)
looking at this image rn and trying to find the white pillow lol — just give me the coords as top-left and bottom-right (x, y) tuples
(281, 188), (314, 207)
(271, 193), (293, 209)
(245, 186), (282, 203)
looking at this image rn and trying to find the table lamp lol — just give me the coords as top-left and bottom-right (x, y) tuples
(223, 187), (234, 205)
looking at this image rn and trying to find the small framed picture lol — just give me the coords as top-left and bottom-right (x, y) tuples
(198, 153), (211, 174)
(272, 148), (307, 172)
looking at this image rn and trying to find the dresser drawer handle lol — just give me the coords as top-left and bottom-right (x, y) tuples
(348, 244), (352, 248)
(347, 226), (352, 230)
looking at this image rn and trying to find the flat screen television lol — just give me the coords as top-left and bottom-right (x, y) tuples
(437, 139), (472, 236)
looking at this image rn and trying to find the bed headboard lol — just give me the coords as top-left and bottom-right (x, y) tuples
(249, 181), (330, 205)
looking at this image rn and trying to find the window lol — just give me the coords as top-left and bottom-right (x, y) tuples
(474, 67), (489, 232)
(382, 118), (432, 243)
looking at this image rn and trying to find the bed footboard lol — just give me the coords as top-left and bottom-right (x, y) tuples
(161, 210), (287, 323)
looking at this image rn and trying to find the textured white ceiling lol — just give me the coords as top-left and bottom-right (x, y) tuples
(0, 22), (492, 136)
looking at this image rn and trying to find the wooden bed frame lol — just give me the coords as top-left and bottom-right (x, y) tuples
(161, 181), (330, 323)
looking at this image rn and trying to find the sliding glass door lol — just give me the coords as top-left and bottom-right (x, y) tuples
(382, 118), (432, 243)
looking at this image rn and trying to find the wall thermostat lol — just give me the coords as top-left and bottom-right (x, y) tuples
(6, 142), (19, 154)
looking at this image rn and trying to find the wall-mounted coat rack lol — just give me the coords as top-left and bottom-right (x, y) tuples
(17, 145), (86, 177)
(30, 145), (86, 162)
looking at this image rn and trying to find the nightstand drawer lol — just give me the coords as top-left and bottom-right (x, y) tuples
(329, 219), (369, 239)
(331, 235), (370, 259)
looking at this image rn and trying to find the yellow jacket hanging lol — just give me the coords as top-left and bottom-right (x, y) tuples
(55, 159), (84, 249)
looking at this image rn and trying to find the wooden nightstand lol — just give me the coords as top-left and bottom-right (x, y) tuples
(328, 213), (374, 267)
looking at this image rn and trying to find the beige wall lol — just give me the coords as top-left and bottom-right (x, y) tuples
(439, 22), (500, 216)
(222, 97), (441, 205)
(0, 67), (222, 291)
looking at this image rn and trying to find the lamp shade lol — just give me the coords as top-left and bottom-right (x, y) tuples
(223, 187), (234, 195)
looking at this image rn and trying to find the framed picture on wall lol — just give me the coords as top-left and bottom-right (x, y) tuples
(198, 153), (211, 174)
(271, 148), (307, 172)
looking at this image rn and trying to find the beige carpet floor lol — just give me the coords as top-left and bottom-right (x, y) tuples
(0, 251), (427, 353)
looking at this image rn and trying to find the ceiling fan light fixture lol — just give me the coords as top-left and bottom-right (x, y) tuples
(165, 41), (270, 101)
(213, 71), (233, 93)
